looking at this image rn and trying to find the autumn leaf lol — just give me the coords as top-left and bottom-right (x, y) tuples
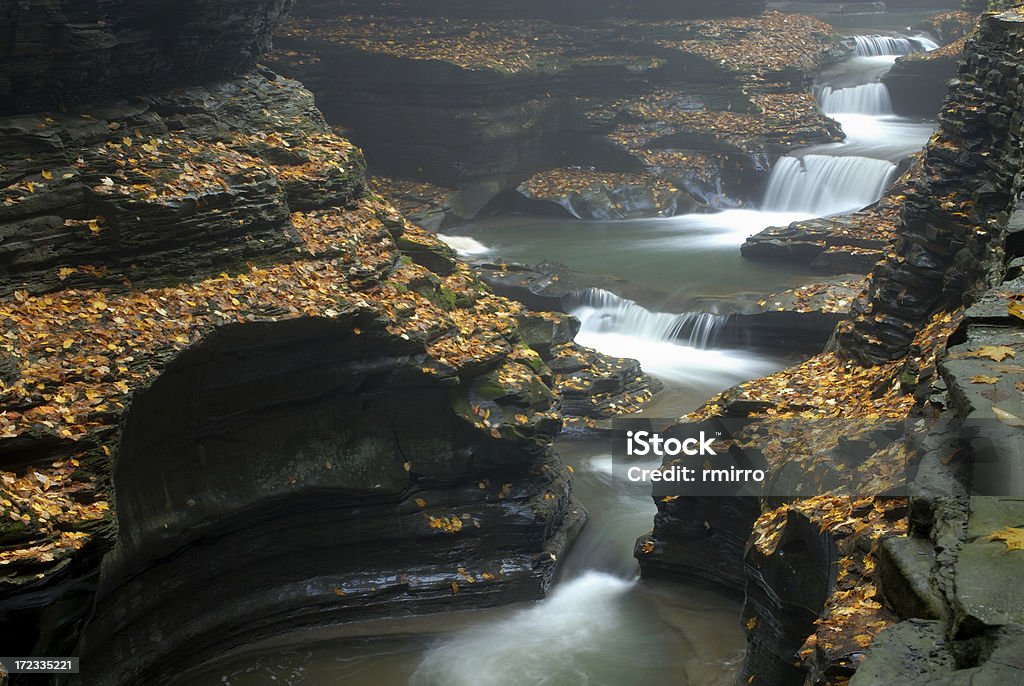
(41, 170), (54, 180)
(986, 527), (1024, 551)
(970, 375), (999, 385)
(965, 345), (1016, 362)
(414, 497), (427, 508)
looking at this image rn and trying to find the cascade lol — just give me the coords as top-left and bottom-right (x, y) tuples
(568, 288), (726, 349)
(853, 34), (938, 57)
(817, 83), (893, 115)
(762, 155), (896, 216)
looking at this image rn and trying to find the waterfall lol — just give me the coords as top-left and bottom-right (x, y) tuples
(817, 83), (893, 116)
(853, 34), (939, 57)
(436, 234), (489, 255)
(568, 288), (726, 349)
(762, 155), (896, 216)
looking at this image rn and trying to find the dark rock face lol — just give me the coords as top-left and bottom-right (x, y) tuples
(883, 42), (964, 118)
(0, 0), (295, 115)
(0, 0), (596, 680)
(838, 13), (1022, 365)
(80, 315), (582, 686)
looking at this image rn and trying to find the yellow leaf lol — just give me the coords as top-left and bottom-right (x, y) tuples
(41, 170), (54, 180)
(450, 581), (460, 594)
(986, 527), (1024, 551)
(965, 345), (1015, 362)
(970, 375), (1000, 385)
(414, 497), (427, 508)
(62, 338), (74, 349)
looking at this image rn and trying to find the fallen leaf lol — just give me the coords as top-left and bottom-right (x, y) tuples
(965, 345), (1016, 362)
(970, 375), (1000, 385)
(986, 527), (1024, 551)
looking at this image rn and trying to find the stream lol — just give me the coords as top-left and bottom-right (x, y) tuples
(193, 18), (939, 686)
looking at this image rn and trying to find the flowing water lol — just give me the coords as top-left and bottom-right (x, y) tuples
(191, 18), (941, 686)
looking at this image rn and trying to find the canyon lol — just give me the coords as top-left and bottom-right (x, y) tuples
(2, 1), (1024, 686)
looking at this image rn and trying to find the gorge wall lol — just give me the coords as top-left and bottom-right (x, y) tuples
(0, 1), (688, 682)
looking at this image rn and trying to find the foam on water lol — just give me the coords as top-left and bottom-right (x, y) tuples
(410, 572), (640, 686)
(436, 234), (489, 255)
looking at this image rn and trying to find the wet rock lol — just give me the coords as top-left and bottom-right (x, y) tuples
(877, 536), (945, 621)
(953, 497), (1024, 632)
(0, 73), (361, 299)
(883, 39), (965, 118)
(850, 620), (956, 685)
(0, 1), (595, 678)
(741, 508), (838, 686)
(516, 169), (697, 220)
(296, 0), (767, 21)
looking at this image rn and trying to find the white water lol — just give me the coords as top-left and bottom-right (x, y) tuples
(568, 289), (780, 386)
(853, 34), (938, 57)
(569, 288), (726, 348)
(817, 83), (892, 115)
(437, 234), (489, 255)
(411, 573), (640, 686)
(762, 155), (896, 215)
(807, 113), (935, 161)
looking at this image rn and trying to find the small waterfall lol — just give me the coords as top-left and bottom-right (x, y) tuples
(817, 83), (893, 115)
(436, 234), (489, 255)
(568, 288), (726, 349)
(411, 572), (640, 686)
(853, 34), (938, 57)
(762, 155), (896, 216)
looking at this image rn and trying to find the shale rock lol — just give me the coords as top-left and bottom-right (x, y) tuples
(839, 12), (1022, 365)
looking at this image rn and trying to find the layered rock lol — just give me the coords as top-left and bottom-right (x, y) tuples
(267, 5), (844, 222)
(636, 9), (1024, 686)
(0, 0), (295, 115)
(839, 11), (1023, 365)
(883, 37), (967, 118)
(0, 2), (654, 682)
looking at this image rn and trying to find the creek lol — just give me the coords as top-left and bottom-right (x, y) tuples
(192, 18), (939, 686)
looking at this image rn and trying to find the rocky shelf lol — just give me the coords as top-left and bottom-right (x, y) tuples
(266, 5), (847, 224)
